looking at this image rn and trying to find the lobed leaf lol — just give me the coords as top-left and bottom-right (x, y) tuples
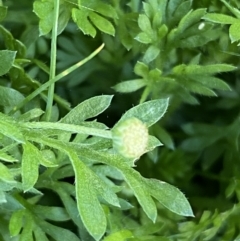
(21, 122), (112, 139)
(89, 12), (115, 36)
(145, 179), (194, 217)
(124, 170), (157, 222)
(9, 210), (24, 237)
(0, 115), (25, 143)
(56, 185), (93, 240)
(72, 8), (96, 37)
(33, 0), (54, 35)
(69, 152), (107, 241)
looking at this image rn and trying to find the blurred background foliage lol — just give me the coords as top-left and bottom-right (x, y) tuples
(1, 0), (240, 240)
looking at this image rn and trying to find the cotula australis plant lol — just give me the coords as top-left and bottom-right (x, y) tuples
(0, 0), (240, 241)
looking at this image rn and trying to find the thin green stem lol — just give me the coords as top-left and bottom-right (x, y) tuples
(44, 0), (60, 121)
(139, 86), (151, 104)
(8, 44), (105, 115)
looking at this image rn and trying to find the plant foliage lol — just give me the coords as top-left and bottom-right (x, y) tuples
(0, 0), (240, 241)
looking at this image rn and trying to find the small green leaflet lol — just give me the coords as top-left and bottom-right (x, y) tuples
(0, 50), (16, 76)
(115, 98), (169, 128)
(22, 142), (41, 192)
(60, 95), (113, 124)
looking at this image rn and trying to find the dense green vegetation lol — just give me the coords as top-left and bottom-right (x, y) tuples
(0, 0), (240, 240)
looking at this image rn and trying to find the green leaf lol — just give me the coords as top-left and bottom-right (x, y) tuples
(19, 212), (34, 241)
(22, 122), (111, 139)
(0, 190), (6, 203)
(89, 12), (115, 36)
(113, 79), (146, 93)
(72, 8), (96, 37)
(9, 210), (24, 236)
(167, 0), (183, 18)
(123, 171), (157, 222)
(202, 13), (237, 24)
(72, 1), (116, 37)
(173, 64), (237, 75)
(60, 95), (113, 124)
(153, 12), (163, 30)
(22, 142), (40, 192)
(0, 26), (26, 57)
(154, 126), (175, 150)
(18, 109), (45, 121)
(39, 220), (80, 241)
(143, 45), (160, 63)
(58, 4), (71, 35)
(172, 0), (192, 24)
(116, 98), (169, 127)
(69, 152), (107, 241)
(0, 114), (25, 143)
(146, 135), (163, 154)
(33, 226), (49, 241)
(134, 61), (149, 78)
(82, 0), (118, 19)
(103, 230), (133, 241)
(229, 21), (240, 43)
(143, 2), (154, 19)
(146, 179), (194, 217)
(138, 14), (152, 33)
(33, 0), (54, 36)
(220, 0), (240, 19)
(34, 206), (70, 222)
(193, 76), (231, 91)
(0, 6), (7, 22)
(177, 8), (207, 33)
(40, 149), (58, 167)
(134, 32), (152, 44)
(56, 186), (92, 240)
(0, 86), (25, 107)
(0, 50), (16, 76)
(0, 151), (18, 163)
(177, 76), (218, 97)
(179, 29), (220, 48)
(0, 163), (16, 183)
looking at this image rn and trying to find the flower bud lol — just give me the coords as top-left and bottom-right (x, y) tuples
(112, 117), (148, 159)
